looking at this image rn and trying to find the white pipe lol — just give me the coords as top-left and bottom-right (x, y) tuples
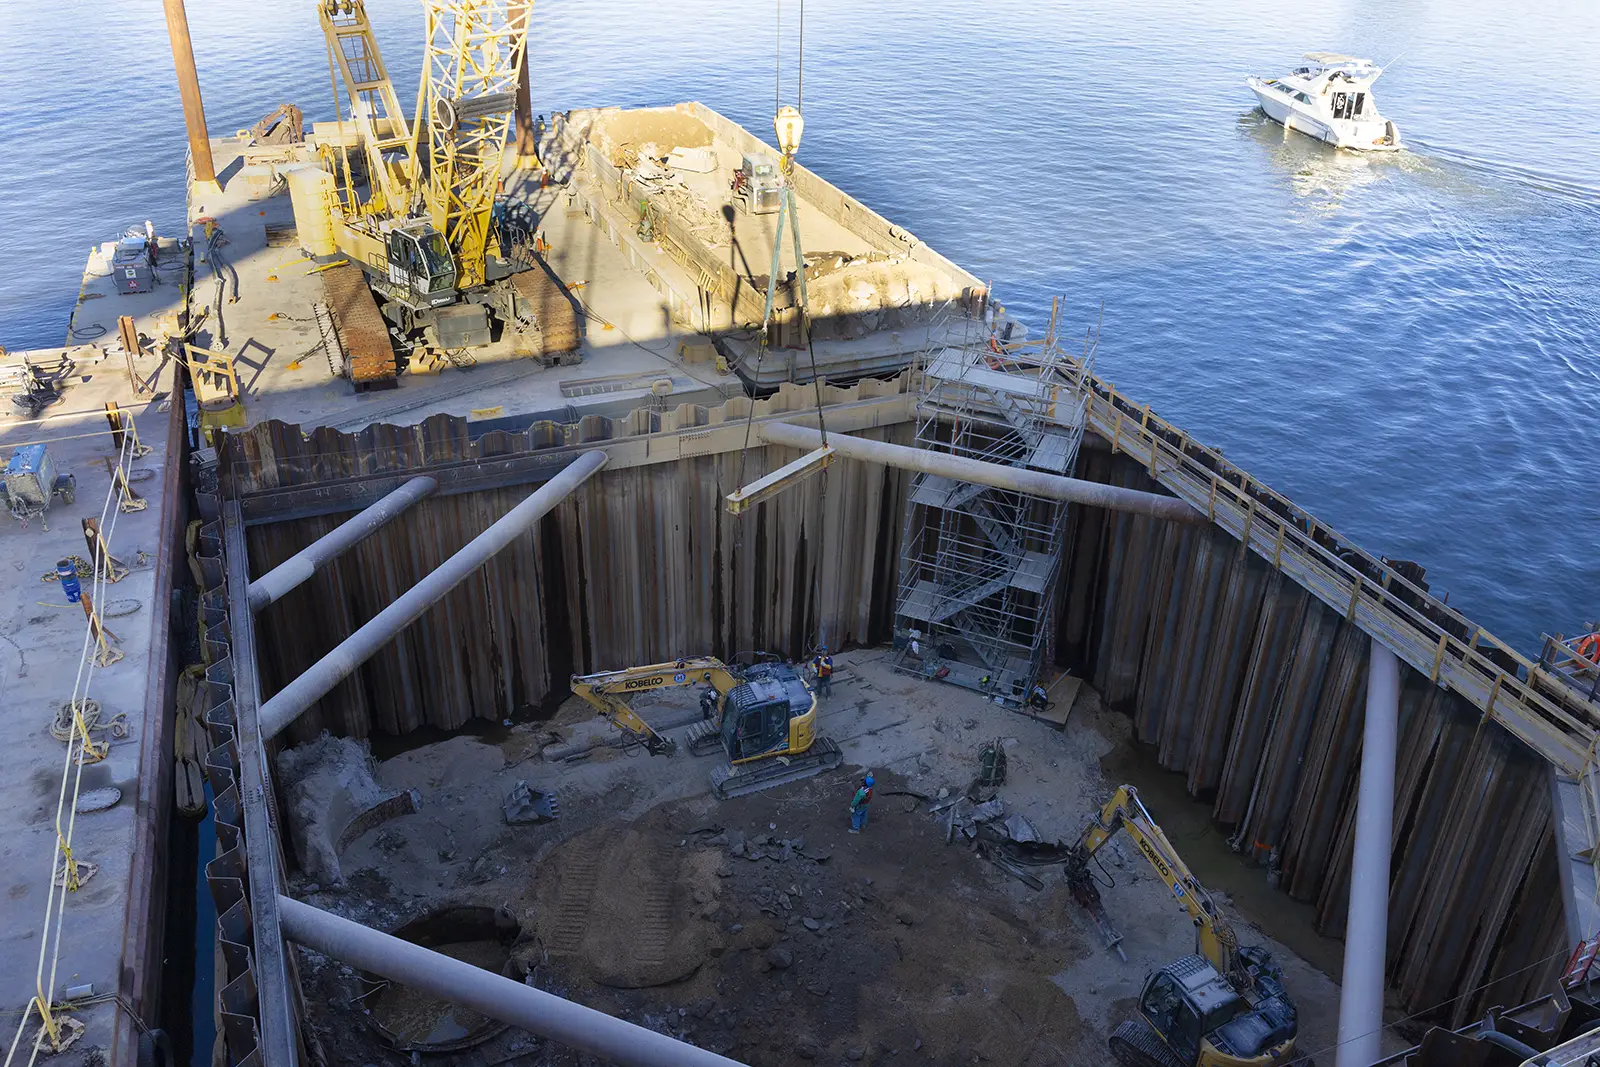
(757, 421), (1203, 523)
(259, 451), (606, 740)
(1335, 640), (1401, 1067)
(247, 475), (438, 613)
(278, 896), (747, 1067)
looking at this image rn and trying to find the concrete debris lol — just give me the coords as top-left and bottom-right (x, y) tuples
(1002, 813), (1041, 844)
(501, 780), (560, 825)
(969, 799), (1007, 823)
(278, 732), (418, 887)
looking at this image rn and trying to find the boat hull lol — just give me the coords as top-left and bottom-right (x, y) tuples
(1247, 80), (1401, 152)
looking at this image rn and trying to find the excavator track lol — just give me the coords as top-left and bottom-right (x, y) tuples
(321, 262), (398, 389)
(710, 737), (842, 801)
(1107, 1021), (1183, 1067)
(684, 719), (723, 757)
(510, 255), (581, 365)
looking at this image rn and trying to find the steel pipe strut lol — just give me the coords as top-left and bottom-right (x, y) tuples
(758, 421), (1203, 524)
(1335, 641), (1401, 1067)
(278, 896), (747, 1067)
(247, 475), (438, 613)
(259, 451), (607, 740)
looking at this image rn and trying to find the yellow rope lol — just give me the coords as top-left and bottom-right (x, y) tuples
(5, 410), (143, 1066)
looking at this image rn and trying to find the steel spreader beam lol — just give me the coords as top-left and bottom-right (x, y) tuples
(247, 475), (438, 613)
(259, 450), (606, 739)
(278, 895), (748, 1067)
(758, 421), (1202, 524)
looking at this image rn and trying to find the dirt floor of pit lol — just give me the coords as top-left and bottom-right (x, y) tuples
(284, 649), (1399, 1066)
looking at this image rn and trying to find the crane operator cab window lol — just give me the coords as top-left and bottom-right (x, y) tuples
(387, 225), (457, 300)
(1141, 957), (1247, 1066)
(720, 667), (810, 761)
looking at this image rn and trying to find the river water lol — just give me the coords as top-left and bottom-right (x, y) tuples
(0, 3), (1594, 1054)
(3, 0), (1595, 648)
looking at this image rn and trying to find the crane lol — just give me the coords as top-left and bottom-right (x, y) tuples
(1065, 785), (1299, 1067)
(311, 0), (532, 352)
(569, 657), (841, 800)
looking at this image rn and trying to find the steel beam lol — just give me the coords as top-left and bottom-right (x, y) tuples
(278, 896), (746, 1067)
(259, 449), (606, 740)
(758, 421), (1203, 524)
(247, 475), (437, 612)
(1335, 640), (1401, 1067)
(161, 0), (219, 194)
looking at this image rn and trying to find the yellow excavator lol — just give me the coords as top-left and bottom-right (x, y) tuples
(1065, 786), (1300, 1067)
(569, 657), (841, 800)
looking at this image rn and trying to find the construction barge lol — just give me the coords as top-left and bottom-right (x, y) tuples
(5, 4), (1600, 1067)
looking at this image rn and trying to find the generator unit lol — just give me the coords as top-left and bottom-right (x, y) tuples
(732, 154), (783, 215)
(2, 444), (75, 525)
(111, 226), (156, 295)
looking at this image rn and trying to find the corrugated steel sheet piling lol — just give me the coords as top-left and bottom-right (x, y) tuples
(758, 421), (1202, 523)
(1337, 641), (1400, 1067)
(278, 896), (748, 1067)
(161, 0), (219, 196)
(259, 451), (606, 740)
(246, 475), (438, 613)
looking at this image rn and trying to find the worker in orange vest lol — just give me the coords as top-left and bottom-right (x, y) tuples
(810, 645), (834, 697)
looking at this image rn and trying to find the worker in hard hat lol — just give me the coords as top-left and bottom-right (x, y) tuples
(811, 645), (834, 697)
(848, 773), (874, 834)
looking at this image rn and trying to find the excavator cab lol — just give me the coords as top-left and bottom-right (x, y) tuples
(719, 664), (815, 763)
(1114, 956), (1296, 1067)
(385, 223), (457, 306)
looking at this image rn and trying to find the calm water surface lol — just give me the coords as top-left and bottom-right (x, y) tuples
(2, 0), (1594, 648)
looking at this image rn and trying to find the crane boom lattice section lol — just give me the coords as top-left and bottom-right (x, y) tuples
(318, 0), (419, 218)
(420, 0), (531, 290)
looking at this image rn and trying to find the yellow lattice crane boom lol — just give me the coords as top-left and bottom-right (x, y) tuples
(303, 0), (535, 353)
(418, 0), (530, 290)
(317, 0), (420, 219)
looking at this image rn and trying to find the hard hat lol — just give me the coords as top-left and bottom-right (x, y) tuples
(864, 774), (874, 787)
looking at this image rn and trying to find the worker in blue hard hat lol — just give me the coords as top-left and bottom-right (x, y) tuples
(810, 644), (834, 697)
(848, 773), (874, 834)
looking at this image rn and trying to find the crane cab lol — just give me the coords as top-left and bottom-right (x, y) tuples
(1118, 956), (1296, 1067)
(718, 664), (816, 763)
(385, 223), (457, 307)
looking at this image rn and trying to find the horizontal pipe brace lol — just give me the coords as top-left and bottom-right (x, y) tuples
(247, 475), (438, 612)
(278, 896), (747, 1067)
(258, 450), (607, 739)
(758, 421), (1202, 524)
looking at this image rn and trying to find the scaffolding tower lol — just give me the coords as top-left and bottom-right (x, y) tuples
(894, 301), (1095, 704)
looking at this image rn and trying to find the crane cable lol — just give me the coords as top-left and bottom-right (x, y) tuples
(731, 0), (832, 656)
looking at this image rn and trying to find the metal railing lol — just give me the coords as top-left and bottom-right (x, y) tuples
(1072, 366), (1598, 775)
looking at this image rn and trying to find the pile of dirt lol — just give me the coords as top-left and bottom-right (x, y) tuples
(518, 770), (1093, 1065)
(590, 109), (714, 168)
(521, 822), (725, 989)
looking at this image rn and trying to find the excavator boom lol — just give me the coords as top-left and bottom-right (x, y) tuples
(569, 658), (742, 755)
(1070, 785), (1239, 980)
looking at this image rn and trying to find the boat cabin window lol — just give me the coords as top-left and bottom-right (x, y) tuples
(1332, 92), (1367, 119)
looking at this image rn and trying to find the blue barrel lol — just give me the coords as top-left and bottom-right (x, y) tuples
(57, 559), (81, 603)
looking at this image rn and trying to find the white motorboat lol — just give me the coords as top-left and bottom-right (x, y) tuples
(1246, 53), (1402, 151)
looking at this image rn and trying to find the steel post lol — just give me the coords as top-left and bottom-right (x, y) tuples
(278, 896), (747, 1067)
(757, 421), (1203, 524)
(1335, 640), (1401, 1067)
(259, 451), (606, 740)
(247, 475), (438, 613)
(161, 0), (220, 195)
(511, 1), (540, 169)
